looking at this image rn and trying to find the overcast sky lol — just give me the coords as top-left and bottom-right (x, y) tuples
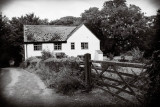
(2, 0), (159, 21)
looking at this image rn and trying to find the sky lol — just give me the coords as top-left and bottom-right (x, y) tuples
(1, 0), (159, 21)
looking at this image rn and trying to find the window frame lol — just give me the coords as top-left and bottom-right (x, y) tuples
(54, 43), (62, 50)
(34, 43), (42, 51)
(71, 42), (75, 50)
(81, 42), (88, 49)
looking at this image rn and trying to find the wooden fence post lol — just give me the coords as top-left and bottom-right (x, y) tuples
(84, 53), (92, 91)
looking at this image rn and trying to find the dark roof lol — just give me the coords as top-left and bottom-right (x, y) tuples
(24, 25), (78, 42)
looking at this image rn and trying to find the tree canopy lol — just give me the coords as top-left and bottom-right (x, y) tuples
(50, 16), (82, 26)
(81, 0), (155, 55)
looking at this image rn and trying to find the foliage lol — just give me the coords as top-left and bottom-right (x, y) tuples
(41, 50), (54, 60)
(53, 68), (84, 94)
(81, 0), (155, 55)
(145, 9), (160, 107)
(24, 57), (84, 94)
(44, 57), (81, 72)
(20, 57), (40, 68)
(0, 13), (50, 67)
(127, 47), (144, 63)
(108, 53), (114, 60)
(0, 15), (13, 67)
(50, 16), (82, 26)
(55, 52), (66, 59)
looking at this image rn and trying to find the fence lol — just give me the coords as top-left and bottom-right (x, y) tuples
(80, 53), (150, 104)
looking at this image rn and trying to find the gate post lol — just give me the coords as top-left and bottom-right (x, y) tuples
(84, 53), (92, 91)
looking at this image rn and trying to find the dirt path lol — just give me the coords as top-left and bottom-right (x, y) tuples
(0, 68), (116, 107)
(0, 68), (58, 107)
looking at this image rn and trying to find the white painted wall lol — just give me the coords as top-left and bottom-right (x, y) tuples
(24, 43), (53, 60)
(65, 25), (100, 60)
(24, 25), (102, 60)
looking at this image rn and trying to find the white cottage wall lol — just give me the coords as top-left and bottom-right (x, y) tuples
(25, 43), (53, 60)
(66, 25), (100, 60)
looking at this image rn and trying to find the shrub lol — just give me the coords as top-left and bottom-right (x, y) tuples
(44, 57), (82, 73)
(145, 50), (160, 106)
(25, 56), (84, 94)
(20, 57), (41, 69)
(53, 68), (85, 94)
(108, 53), (114, 60)
(127, 47), (144, 63)
(55, 52), (66, 58)
(41, 50), (54, 60)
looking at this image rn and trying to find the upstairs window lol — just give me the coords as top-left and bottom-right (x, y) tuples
(71, 42), (75, 50)
(81, 42), (88, 49)
(34, 43), (42, 51)
(54, 43), (62, 50)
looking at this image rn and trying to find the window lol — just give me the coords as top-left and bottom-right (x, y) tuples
(34, 43), (42, 51)
(81, 42), (88, 49)
(71, 42), (75, 50)
(54, 43), (62, 50)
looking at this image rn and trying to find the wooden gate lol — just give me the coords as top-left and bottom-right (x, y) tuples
(81, 54), (150, 104)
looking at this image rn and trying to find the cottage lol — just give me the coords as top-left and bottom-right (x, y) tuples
(24, 24), (103, 60)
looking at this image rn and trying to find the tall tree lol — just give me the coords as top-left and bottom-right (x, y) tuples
(0, 15), (12, 67)
(101, 0), (149, 55)
(81, 0), (153, 55)
(2, 13), (48, 66)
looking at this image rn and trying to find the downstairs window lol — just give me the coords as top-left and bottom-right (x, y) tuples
(34, 43), (42, 51)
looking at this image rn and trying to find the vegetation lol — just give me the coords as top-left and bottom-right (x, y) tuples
(41, 50), (55, 60)
(145, 9), (160, 106)
(126, 47), (144, 63)
(81, 0), (155, 56)
(22, 56), (84, 94)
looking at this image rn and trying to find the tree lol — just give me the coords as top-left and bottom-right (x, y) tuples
(81, 0), (153, 55)
(0, 14), (12, 67)
(1, 13), (48, 66)
(145, 9), (160, 106)
(101, 0), (150, 55)
(50, 16), (82, 26)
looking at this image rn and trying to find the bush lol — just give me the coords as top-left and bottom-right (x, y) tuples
(127, 47), (144, 63)
(108, 53), (114, 60)
(145, 50), (160, 106)
(54, 68), (85, 94)
(55, 52), (66, 58)
(41, 50), (54, 60)
(25, 56), (84, 94)
(20, 57), (40, 68)
(44, 57), (82, 72)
